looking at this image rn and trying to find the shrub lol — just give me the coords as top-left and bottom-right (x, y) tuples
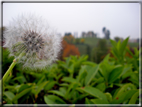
(2, 37), (140, 105)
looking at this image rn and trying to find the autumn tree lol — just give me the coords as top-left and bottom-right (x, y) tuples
(59, 40), (80, 60)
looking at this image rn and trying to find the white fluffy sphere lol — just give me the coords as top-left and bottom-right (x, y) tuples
(4, 14), (62, 69)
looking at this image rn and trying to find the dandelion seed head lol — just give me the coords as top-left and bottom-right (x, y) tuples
(3, 13), (62, 70)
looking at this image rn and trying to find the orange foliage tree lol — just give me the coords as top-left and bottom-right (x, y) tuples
(60, 39), (80, 60)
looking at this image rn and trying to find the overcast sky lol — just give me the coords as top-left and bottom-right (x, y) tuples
(3, 3), (140, 39)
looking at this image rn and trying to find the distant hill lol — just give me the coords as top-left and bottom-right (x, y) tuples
(74, 37), (139, 61)
(78, 37), (139, 48)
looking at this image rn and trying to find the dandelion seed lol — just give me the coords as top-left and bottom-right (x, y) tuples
(3, 13), (62, 69)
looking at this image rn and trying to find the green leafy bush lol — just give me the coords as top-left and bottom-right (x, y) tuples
(1, 37), (140, 105)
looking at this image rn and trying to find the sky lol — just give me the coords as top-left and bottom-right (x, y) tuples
(2, 2), (140, 39)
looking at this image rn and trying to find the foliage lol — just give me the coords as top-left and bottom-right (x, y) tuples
(80, 38), (85, 44)
(75, 37), (138, 63)
(2, 37), (140, 105)
(60, 40), (80, 60)
(91, 39), (108, 63)
(75, 37), (112, 62)
(75, 44), (91, 61)
(63, 35), (75, 44)
(74, 38), (85, 44)
(75, 44), (89, 55)
(74, 38), (80, 44)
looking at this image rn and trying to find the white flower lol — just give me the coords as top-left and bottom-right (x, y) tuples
(3, 14), (62, 69)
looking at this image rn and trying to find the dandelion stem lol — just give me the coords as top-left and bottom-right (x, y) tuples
(2, 52), (25, 83)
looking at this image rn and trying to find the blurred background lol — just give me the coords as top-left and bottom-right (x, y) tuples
(1, 3), (140, 63)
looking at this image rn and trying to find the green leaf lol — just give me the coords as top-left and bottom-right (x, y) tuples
(128, 78), (139, 87)
(116, 40), (122, 56)
(44, 95), (55, 104)
(44, 81), (57, 90)
(78, 86), (107, 101)
(65, 82), (79, 99)
(85, 65), (99, 86)
(68, 64), (74, 77)
(105, 92), (112, 102)
(122, 71), (133, 80)
(4, 85), (17, 93)
(66, 56), (71, 66)
(35, 81), (49, 95)
(120, 37), (129, 53)
(77, 65), (87, 86)
(128, 72), (139, 86)
(113, 83), (136, 100)
(4, 91), (15, 101)
(59, 87), (67, 95)
(110, 39), (119, 58)
(44, 95), (66, 104)
(99, 55), (115, 82)
(56, 74), (63, 81)
(119, 64), (132, 77)
(85, 98), (93, 104)
(91, 99), (109, 104)
(62, 77), (79, 84)
(134, 47), (139, 57)
(28, 72), (43, 78)
(126, 47), (135, 58)
(13, 75), (27, 83)
(128, 90), (139, 104)
(68, 64), (74, 73)
(112, 88), (120, 99)
(82, 61), (96, 66)
(110, 39), (117, 48)
(111, 50), (119, 59)
(18, 84), (32, 94)
(59, 83), (69, 87)
(120, 37), (129, 55)
(12, 87), (32, 103)
(99, 64), (109, 82)
(108, 66), (123, 84)
(73, 93), (88, 104)
(91, 77), (104, 86)
(14, 85), (21, 93)
(96, 82), (106, 92)
(48, 90), (65, 98)
(102, 54), (110, 62)
(36, 75), (45, 86)
(111, 89), (137, 104)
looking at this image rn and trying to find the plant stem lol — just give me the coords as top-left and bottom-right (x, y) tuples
(2, 52), (24, 83)
(2, 59), (17, 82)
